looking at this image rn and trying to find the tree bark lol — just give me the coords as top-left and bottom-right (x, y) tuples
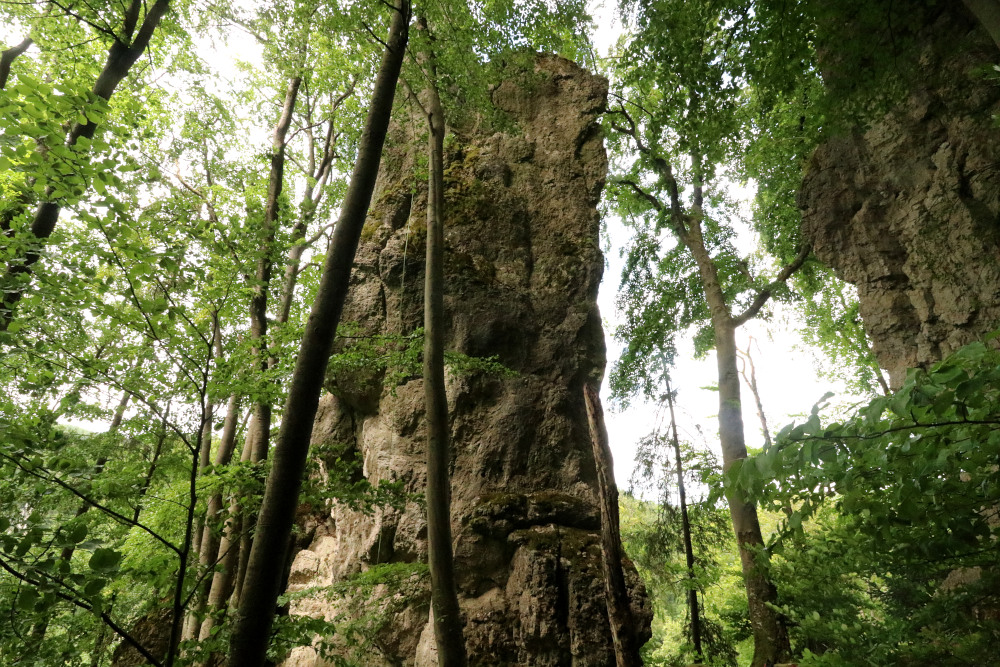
(715, 322), (789, 667)
(183, 394), (242, 642)
(0, 0), (171, 331)
(225, 76), (303, 616)
(419, 28), (467, 664)
(583, 384), (642, 667)
(196, 426), (253, 654)
(964, 0), (1000, 50)
(246, 74), (302, 464)
(226, 4), (410, 665)
(679, 195), (789, 666)
(0, 37), (32, 90)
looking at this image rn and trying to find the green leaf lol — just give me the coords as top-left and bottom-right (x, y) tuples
(88, 548), (122, 574)
(931, 390), (954, 416)
(83, 578), (107, 596)
(16, 588), (38, 611)
(67, 523), (88, 544)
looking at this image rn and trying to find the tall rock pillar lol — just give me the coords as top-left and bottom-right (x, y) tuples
(282, 54), (650, 666)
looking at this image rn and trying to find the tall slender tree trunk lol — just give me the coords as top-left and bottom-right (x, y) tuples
(715, 322), (789, 666)
(677, 189), (789, 666)
(227, 5), (410, 665)
(196, 422), (252, 651)
(583, 384), (642, 667)
(418, 30), (467, 663)
(184, 394), (242, 643)
(221, 75), (304, 616)
(664, 379), (702, 660)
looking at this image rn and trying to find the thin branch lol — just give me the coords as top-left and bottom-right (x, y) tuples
(360, 19), (390, 50)
(0, 556), (163, 667)
(732, 244), (812, 327)
(303, 221), (336, 247)
(616, 178), (664, 212)
(0, 451), (181, 556)
(48, 0), (117, 39)
(788, 420), (1000, 444)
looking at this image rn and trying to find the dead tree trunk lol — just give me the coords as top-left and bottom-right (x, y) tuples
(584, 383), (642, 667)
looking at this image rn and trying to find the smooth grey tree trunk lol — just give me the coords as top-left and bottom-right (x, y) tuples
(418, 28), (468, 663)
(226, 5), (411, 665)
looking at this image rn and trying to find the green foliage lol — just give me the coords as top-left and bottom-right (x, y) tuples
(621, 491), (749, 667)
(622, 426), (744, 667)
(328, 324), (514, 399)
(793, 274), (889, 397)
(1, 2), (596, 663)
(731, 339), (1000, 664)
(604, 0), (820, 404)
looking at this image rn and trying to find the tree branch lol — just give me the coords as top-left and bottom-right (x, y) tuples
(0, 555), (163, 667)
(732, 244), (812, 327)
(121, 0), (143, 40)
(0, 451), (182, 557)
(0, 36), (32, 90)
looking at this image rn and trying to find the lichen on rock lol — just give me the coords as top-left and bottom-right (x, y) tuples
(281, 54), (650, 666)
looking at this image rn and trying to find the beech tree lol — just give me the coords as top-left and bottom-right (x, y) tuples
(227, 4), (412, 664)
(606, 1), (814, 663)
(0, 0), (172, 331)
(409, 15), (468, 666)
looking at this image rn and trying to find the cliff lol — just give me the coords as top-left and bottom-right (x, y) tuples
(281, 54), (651, 666)
(800, 9), (1000, 386)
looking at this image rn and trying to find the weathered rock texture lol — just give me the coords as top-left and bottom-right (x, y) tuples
(800, 9), (1000, 386)
(282, 55), (651, 666)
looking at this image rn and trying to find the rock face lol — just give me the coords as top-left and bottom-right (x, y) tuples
(282, 55), (650, 666)
(800, 10), (1000, 386)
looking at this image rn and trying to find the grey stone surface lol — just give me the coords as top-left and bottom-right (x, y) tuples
(800, 12), (1000, 387)
(282, 55), (650, 667)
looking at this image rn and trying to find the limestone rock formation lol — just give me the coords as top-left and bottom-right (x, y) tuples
(282, 55), (651, 666)
(799, 9), (1000, 387)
